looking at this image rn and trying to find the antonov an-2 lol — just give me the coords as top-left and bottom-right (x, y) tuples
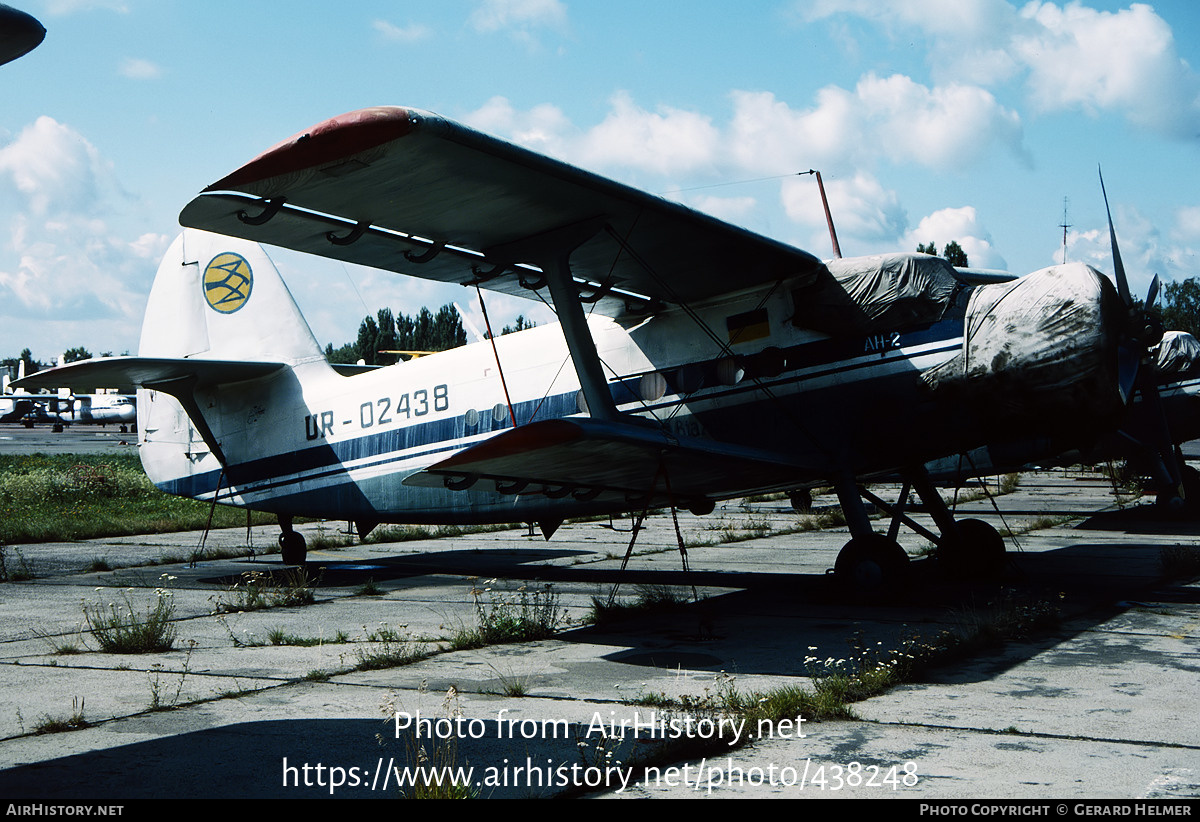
(19, 107), (1199, 588)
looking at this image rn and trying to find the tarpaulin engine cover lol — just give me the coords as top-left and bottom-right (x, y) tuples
(1155, 330), (1200, 377)
(922, 263), (1124, 432)
(790, 253), (960, 336)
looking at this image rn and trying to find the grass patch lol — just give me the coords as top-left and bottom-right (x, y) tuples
(0, 453), (277, 543)
(33, 697), (88, 735)
(355, 578), (382, 596)
(449, 582), (566, 650)
(266, 627), (349, 646)
(589, 584), (691, 625)
(83, 587), (177, 653)
(210, 568), (317, 613)
(354, 623), (430, 670)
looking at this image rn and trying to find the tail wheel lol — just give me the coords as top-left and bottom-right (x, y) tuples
(279, 532), (307, 565)
(937, 518), (1005, 579)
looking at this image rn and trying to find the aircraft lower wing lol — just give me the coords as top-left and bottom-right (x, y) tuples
(403, 417), (816, 503)
(179, 106), (825, 316)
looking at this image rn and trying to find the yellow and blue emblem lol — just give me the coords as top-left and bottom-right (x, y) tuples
(203, 252), (253, 313)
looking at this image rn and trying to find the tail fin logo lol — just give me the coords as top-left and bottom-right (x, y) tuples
(203, 252), (253, 314)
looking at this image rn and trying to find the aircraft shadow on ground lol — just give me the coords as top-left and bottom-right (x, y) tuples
(0, 718), (641, 799)
(216, 535), (1199, 685)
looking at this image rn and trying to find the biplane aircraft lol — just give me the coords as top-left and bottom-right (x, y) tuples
(17, 106), (1199, 588)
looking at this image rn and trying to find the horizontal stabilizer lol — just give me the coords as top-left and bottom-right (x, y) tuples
(403, 417), (813, 502)
(13, 356), (285, 394)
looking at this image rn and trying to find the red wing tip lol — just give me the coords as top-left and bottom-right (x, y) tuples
(205, 106), (420, 193)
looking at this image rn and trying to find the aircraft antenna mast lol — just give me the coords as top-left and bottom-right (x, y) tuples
(802, 170), (842, 259)
(1060, 196), (1072, 265)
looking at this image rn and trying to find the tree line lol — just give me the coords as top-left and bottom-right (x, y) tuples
(323, 304), (535, 365)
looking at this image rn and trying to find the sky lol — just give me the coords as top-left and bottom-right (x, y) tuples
(0, 0), (1198, 362)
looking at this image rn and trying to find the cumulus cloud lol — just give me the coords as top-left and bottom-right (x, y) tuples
(372, 20), (433, 43)
(465, 96), (578, 158)
(466, 89), (1023, 249)
(730, 79), (1028, 173)
(728, 88), (860, 174)
(0, 117), (169, 352)
(576, 92), (721, 176)
(904, 206), (1007, 270)
(782, 171), (907, 243)
(474, 79), (1026, 183)
(1015, 3), (1200, 137)
(0, 117), (108, 215)
(803, 1), (1200, 140)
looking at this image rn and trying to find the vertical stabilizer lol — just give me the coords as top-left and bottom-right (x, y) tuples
(139, 229), (324, 367)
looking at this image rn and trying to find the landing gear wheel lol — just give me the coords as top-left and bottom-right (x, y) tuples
(835, 533), (908, 594)
(789, 489), (813, 513)
(937, 518), (1005, 579)
(279, 532), (307, 565)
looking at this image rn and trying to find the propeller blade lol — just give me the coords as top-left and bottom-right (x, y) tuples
(1145, 274), (1161, 309)
(1099, 167), (1132, 307)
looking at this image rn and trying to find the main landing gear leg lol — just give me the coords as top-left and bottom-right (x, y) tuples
(832, 476), (909, 595)
(278, 516), (307, 565)
(905, 467), (1005, 579)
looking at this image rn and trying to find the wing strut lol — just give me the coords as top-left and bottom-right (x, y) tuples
(491, 220), (620, 422)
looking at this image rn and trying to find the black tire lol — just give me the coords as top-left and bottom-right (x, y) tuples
(835, 533), (909, 594)
(279, 532), (307, 565)
(938, 518), (1005, 579)
(789, 489), (812, 513)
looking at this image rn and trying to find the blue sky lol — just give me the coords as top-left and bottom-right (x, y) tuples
(1, 0), (1198, 360)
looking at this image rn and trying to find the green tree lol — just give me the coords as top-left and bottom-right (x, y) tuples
(942, 241), (968, 267)
(500, 314), (535, 336)
(915, 241), (969, 267)
(19, 348), (37, 375)
(62, 346), (92, 363)
(1159, 278), (1200, 337)
(332, 303), (467, 366)
(354, 314), (380, 365)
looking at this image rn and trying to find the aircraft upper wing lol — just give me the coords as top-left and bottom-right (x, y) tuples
(0, 4), (45, 67)
(179, 107), (825, 316)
